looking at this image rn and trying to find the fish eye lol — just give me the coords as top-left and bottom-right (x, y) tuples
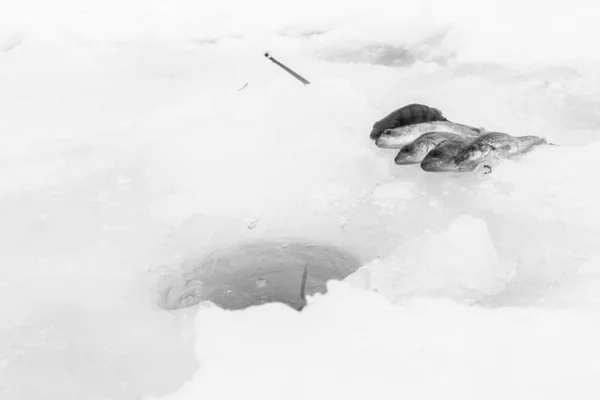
(402, 147), (410, 152)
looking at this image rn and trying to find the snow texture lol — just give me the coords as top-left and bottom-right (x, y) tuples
(1, 0), (600, 399)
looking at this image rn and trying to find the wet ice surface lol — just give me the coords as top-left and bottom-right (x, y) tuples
(2, 0), (600, 399)
(161, 239), (361, 310)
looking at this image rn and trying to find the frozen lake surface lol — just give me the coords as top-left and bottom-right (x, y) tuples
(2, 0), (600, 399)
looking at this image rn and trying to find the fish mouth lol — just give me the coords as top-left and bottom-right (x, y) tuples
(394, 156), (420, 165)
(421, 159), (448, 171)
(370, 129), (383, 140)
(376, 137), (411, 149)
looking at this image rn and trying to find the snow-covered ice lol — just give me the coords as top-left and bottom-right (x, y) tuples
(1, 0), (600, 399)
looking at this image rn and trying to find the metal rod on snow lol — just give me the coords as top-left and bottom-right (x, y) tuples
(264, 52), (311, 85)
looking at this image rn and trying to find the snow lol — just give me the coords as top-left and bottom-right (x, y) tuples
(1, 0), (600, 399)
(158, 283), (600, 400)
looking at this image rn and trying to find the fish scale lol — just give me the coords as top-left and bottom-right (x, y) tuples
(395, 132), (467, 165)
(454, 132), (548, 166)
(376, 121), (483, 149)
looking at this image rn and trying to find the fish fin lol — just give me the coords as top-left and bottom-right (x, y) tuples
(431, 107), (446, 118)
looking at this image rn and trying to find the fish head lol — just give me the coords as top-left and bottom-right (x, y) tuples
(420, 146), (460, 172)
(395, 140), (436, 164)
(370, 121), (388, 140)
(454, 143), (491, 165)
(394, 144), (416, 164)
(370, 126), (383, 140)
(370, 104), (445, 140)
(420, 141), (469, 172)
(375, 126), (417, 148)
(370, 114), (399, 140)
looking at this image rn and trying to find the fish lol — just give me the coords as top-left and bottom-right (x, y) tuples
(370, 103), (448, 140)
(375, 121), (483, 149)
(453, 132), (548, 169)
(420, 138), (476, 172)
(394, 132), (466, 165)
